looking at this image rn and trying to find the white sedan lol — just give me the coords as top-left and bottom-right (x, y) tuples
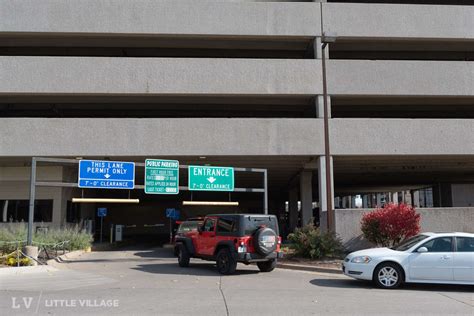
(342, 232), (474, 289)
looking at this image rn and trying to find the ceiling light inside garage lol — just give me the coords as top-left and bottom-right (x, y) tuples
(182, 201), (239, 206)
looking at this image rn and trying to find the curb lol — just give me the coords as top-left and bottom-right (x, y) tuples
(46, 250), (86, 267)
(277, 262), (342, 274)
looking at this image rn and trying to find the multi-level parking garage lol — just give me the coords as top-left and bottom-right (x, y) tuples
(0, 0), (473, 245)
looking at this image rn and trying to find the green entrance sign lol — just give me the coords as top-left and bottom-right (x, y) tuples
(145, 159), (179, 194)
(188, 166), (234, 191)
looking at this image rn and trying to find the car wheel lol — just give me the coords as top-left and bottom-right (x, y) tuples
(178, 244), (190, 267)
(373, 263), (403, 289)
(216, 248), (237, 275)
(257, 259), (277, 272)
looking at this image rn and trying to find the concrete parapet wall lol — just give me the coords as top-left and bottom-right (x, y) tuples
(335, 207), (474, 252)
(323, 3), (474, 40)
(328, 60), (474, 97)
(331, 119), (474, 155)
(0, 0), (320, 37)
(0, 57), (322, 95)
(0, 118), (325, 156)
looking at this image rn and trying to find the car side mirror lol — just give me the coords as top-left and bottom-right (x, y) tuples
(197, 225), (203, 233)
(417, 247), (428, 253)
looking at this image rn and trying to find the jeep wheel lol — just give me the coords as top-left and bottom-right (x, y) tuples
(257, 259), (277, 272)
(178, 244), (190, 267)
(216, 248), (237, 275)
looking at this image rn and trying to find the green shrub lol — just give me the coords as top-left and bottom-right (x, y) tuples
(288, 221), (344, 259)
(0, 224), (93, 253)
(0, 225), (24, 254)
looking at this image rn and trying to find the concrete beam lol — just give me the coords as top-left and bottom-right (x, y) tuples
(0, 0), (321, 37)
(0, 118), (325, 157)
(0, 57), (322, 96)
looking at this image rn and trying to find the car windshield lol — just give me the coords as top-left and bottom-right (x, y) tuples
(242, 215), (279, 235)
(177, 221), (200, 233)
(391, 234), (429, 251)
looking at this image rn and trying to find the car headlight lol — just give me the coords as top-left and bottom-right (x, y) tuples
(351, 256), (372, 263)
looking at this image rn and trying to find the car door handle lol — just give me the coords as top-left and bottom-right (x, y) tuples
(440, 255), (451, 260)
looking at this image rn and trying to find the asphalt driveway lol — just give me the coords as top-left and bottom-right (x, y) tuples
(0, 247), (472, 315)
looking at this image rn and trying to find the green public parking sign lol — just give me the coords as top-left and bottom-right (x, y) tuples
(188, 165), (234, 191)
(144, 159), (179, 194)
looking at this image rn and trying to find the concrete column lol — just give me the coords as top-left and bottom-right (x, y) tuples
(288, 188), (298, 233)
(315, 95), (332, 119)
(313, 36), (322, 59)
(392, 192), (399, 205)
(300, 171), (313, 227)
(318, 156), (333, 231)
(403, 190), (412, 205)
(52, 187), (64, 227)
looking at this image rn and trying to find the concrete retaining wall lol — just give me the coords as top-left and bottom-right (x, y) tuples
(335, 207), (474, 252)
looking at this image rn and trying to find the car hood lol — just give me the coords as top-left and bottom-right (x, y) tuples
(347, 247), (400, 258)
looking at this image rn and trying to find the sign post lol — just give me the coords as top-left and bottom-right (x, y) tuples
(144, 159), (179, 194)
(188, 166), (234, 191)
(97, 208), (107, 243)
(78, 160), (135, 189)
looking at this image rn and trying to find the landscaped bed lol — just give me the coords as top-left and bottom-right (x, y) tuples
(0, 224), (93, 267)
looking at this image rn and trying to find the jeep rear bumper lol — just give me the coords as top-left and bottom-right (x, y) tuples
(236, 251), (283, 263)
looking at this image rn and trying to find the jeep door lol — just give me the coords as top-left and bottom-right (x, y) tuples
(198, 217), (217, 256)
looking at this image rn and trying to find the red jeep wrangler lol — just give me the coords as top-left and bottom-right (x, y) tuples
(174, 214), (283, 274)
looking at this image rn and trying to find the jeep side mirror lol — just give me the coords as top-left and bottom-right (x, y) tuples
(197, 225), (203, 233)
(417, 247), (428, 253)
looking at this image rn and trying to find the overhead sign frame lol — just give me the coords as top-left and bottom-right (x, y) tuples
(26, 157), (268, 246)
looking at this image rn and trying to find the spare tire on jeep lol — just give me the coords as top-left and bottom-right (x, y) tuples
(253, 227), (278, 256)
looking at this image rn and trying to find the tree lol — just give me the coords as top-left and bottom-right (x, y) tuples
(361, 203), (421, 247)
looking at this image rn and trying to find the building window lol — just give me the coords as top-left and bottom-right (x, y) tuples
(0, 200), (53, 223)
(418, 188), (434, 208)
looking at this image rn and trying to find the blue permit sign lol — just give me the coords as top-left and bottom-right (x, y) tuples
(78, 160), (135, 189)
(165, 208), (180, 220)
(97, 208), (107, 217)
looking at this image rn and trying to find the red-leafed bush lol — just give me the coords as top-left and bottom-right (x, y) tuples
(361, 203), (421, 247)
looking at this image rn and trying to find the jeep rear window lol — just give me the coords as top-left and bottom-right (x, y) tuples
(217, 217), (237, 234)
(242, 216), (278, 235)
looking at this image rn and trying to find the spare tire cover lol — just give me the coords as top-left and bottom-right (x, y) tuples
(254, 227), (277, 256)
